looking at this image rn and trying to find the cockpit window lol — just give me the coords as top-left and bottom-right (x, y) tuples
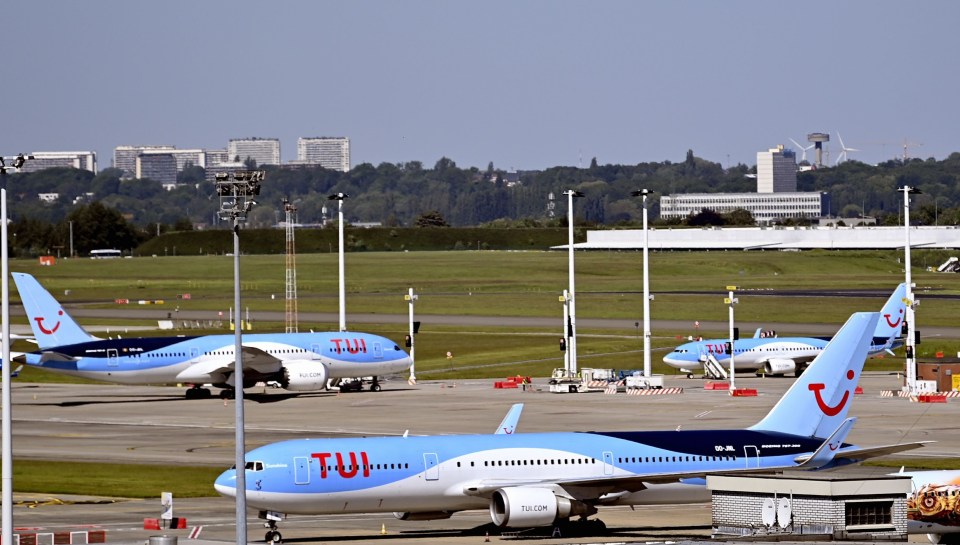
(244, 461), (264, 472)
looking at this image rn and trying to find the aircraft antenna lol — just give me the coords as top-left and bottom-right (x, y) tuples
(284, 199), (298, 333)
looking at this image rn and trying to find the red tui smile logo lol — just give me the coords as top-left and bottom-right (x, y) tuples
(34, 310), (64, 335)
(808, 370), (855, 417)
(884, 308), (904, 329)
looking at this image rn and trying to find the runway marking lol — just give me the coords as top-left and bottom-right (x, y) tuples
(694, 411), (712, 419)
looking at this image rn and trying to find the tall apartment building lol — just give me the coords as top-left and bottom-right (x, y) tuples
(296, 137), (351, 172)
(114, 145), (176, 178)
(756, 145), (797, 193)
(205, 148), (229, 167)
(136, 154), (178, 185)
(20, 151), (98, 174)
(227, 137), (281, 166)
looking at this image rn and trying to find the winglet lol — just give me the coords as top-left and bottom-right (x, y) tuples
(794, 417), (856, 469)
(495, 403), (524, 434)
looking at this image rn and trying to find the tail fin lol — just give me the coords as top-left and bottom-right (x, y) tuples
(750, 312), (879, 439)
(874, 283), (908, 342)
(12, 273), (97, 349)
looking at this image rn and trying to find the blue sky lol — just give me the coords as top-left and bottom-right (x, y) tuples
(4, 1), (958, 171)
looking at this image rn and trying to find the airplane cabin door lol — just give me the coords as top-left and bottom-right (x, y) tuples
(743, 445), (760, 468)
(373, 342), (383, 359)
(107, 348), (119, 367)
(423, 453), (439, 481)
(602, 451), (614, 475)
(310, 344), (322, 360)
(294, 456), (310, 485)
(190, 347), (200, 362)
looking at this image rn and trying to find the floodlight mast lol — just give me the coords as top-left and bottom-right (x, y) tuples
(216, 169), (263, 545)
(631, 189), (655, 378)
(900, 186), (921, 395)
(328, 193), (349, 332)
(563, 190), (584, 377)
(725, 286), (739, 393)
(2, 154), (32, 545)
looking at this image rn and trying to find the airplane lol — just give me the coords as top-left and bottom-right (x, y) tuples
(215, 312), (927, 543)
(11, 272), (412, 399)
(900, 468), (960, 545)
(663, 283), (907, 377)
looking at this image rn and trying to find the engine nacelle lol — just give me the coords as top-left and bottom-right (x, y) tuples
(763, 358), (796, 376)
(393, 511), (453, 521)
(490, 487), (593, 528)
(280, 361), (329, 391)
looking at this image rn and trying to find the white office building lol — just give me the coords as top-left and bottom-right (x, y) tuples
(756, 145), (798, 193)
(136, 154), (178, 185)
(296, 137), (351, 172)
(228, 137), (281, 166)
(659, 192), (829, 224)
(20, 151), (97, 174)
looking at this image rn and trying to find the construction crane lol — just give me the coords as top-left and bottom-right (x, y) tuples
(283, 199), (298, 333)
(902, 138), (924, 161)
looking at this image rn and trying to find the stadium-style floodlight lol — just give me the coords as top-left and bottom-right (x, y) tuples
(631, 189), (655, 379)
(899, 186), (921, 395)
(562, 190), (584, 377)
(2, 153), (32, 545)
(215, 169), (264, 545)
(405, 288), (418, 384)
(328, 193), (349, 332)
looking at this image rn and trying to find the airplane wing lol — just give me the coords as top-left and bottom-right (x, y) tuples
(176, 345), (285, 382)
(832, 441), (933, 462)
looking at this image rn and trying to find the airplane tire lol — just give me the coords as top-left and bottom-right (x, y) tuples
(265, 530), (282, 543)
(371, 383), (381, 392)
(219, 389), (235, 400)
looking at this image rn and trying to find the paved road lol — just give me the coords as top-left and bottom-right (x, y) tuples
(6, 373), (951, 544)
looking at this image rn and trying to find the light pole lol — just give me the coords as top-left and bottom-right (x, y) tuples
(2, 153), (32, 545)
(328, 193), (349, 332)
(725, 286), (739, 392)
(900, 186), (921, 395)
(405, 288), (418, 384)
(563, 190), (584, 377)
(216, 169), (263, 545)
(631, 189), (655, 378)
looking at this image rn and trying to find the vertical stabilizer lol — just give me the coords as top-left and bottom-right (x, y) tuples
(875, 283), (908, 341)
(750, 312), (879, 438)
(12, 273), (97, 349)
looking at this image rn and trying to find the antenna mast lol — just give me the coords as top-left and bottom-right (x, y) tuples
(284, 199), (298, 333)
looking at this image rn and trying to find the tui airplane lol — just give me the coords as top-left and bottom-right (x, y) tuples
(215, 312), (927, 543)
(12, 272), (412, 399)
(663, 284), (908, 377)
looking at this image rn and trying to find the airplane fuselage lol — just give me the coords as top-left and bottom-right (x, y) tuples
(218, 430), (825, 516)
(663, 338), (828, 374)
(22, 331), (409, 386)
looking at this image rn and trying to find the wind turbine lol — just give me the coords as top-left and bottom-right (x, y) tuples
(835, 132), (860, 164)
(789, 138), (815, 163)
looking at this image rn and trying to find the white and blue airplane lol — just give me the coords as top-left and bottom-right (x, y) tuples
(663, 283), (908, 377)
(216, 312), (926, 543)
(12, 272), (412, 399)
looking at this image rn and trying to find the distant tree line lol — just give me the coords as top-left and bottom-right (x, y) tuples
(4, 152), (959, 256)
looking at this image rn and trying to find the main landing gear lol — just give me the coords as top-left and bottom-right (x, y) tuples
(184, 386), (212, 399)
(218, 388), (236, 400)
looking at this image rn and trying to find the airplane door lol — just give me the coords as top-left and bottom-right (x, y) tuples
(743, 445), (760, 468)
(373, 342), (383, 360)
(602, 451), (614, 475)
(294, 456), (310, 485)
(310, 344), (322, 361)
(190, 347), (200, 362)
(107, 348), (119, 367)
(423, 453), (439, 481)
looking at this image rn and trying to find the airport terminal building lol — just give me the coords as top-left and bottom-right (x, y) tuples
(659, 192), (829, 224)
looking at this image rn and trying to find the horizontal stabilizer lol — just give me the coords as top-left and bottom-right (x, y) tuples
(833, 441), (932, 463)
(794, 417), (856, 468)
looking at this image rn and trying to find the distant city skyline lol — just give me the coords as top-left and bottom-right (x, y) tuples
(3, 1), (958, 171)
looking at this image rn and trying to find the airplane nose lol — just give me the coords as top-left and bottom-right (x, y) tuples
(214, 469), (237, 497)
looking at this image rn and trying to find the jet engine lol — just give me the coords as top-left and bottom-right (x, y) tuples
(489, 487), (594, 528)
(280, 361), (329, 391)
(763, 358), (796, 376)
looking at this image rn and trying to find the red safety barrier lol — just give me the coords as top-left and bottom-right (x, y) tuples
(704, 381), (730, 390)
(855, 386), (864, 395)
(730, 388), (758, 397)
(918, 394), (948, 403)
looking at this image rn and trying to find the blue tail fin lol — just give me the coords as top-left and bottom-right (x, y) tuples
(750, 312), (879, 438)
(12, 273), (97, 349)
(874, 283), (907, 342)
